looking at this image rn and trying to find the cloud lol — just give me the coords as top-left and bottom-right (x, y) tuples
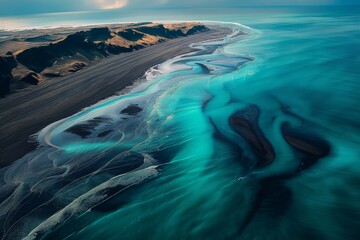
(92, 0), (128, 9)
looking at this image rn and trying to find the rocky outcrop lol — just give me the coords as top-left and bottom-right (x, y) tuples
(134, 24), (185, 38)
(16, 27), (112, 73)
(1, 22), (209, 96)
(66, 62), (87, 73)
(117, 29), (145, 41)
(20, 72), (41, 85)
(0, 52), (17, 96)
(185, 24), (208, 35)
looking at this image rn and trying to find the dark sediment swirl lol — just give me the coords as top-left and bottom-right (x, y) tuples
(227, 107), (332, 235)
(281, 122), (331, 172)
(120, 104), (143, 116)
(229, 105), (275, 168)
(65, 117), (112, 138)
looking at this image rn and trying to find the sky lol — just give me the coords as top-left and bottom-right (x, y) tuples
(0, 0), (358, 16)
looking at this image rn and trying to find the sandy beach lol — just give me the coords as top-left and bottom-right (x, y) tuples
(0, 26), (229, 168)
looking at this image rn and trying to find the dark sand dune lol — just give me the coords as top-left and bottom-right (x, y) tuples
(0, 27), (229, 168)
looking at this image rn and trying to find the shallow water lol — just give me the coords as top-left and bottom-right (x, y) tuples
(0, 8), (359, 240)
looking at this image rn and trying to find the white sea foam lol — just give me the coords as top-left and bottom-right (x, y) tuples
(24, 166), (159, 240)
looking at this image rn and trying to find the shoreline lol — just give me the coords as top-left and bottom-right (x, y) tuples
(0, 26), (231, 169)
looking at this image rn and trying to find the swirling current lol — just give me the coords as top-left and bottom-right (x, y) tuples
(0, 14), (359, 240)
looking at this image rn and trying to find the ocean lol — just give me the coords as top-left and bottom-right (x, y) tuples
(0, 7), (359, 240)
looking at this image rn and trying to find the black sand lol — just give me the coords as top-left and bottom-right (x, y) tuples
(0, 27), (229, 168)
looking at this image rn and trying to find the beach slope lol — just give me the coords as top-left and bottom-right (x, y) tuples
(0, 24), (229, 168)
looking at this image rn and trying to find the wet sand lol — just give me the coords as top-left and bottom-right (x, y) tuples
(0, 27), (230, 168)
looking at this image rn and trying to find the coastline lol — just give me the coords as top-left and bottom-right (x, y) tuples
(0, 26), (230, 169)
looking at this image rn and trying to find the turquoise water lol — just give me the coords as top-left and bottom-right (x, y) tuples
(0, 7), (359, 240)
